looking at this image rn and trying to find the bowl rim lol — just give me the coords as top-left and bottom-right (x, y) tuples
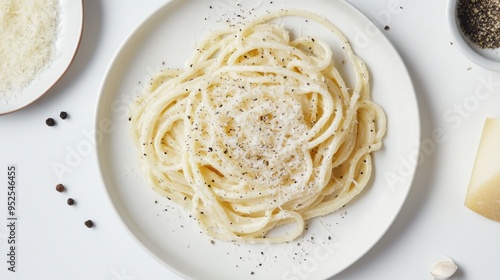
(447, 0), (500, 72)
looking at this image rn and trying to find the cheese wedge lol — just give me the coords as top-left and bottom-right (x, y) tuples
(465, 118), (500, 221)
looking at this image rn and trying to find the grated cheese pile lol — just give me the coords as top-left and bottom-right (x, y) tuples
(0, 0), (60, 101)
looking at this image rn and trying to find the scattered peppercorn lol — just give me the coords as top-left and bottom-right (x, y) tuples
(457, 0), (500, 48)
(55, 183), (65, 192)
(384, 25), (390, 31)
(84, 220), (94, 228)
(59, 111), (68, 119)
(67, 198), (75, 206)
(45, 118), (56, 126)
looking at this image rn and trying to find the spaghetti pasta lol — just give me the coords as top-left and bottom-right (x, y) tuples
(129, 9), (386, 243)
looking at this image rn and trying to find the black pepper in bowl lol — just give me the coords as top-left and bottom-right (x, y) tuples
(457, 0), (500, 49)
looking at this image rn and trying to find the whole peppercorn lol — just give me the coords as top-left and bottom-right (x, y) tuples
(84, 220), (94, 228)
(59, 111), (68, 119)
(45, 118), (56, 126)
(55, 184), (65, 192)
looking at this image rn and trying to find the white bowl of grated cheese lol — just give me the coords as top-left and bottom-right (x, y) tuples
(448, 0), (500, 72)
(0, 0), (83, 115)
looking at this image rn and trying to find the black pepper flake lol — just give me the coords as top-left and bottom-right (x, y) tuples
(55, 184), (65, 192)
(458, 0), (500, 48)
(84, 220), (94, 228)
(384, 25), (390, 31)
(67, 198), (75, 206)
(59, 111), (68, 119)
(45, 118), (56, 126)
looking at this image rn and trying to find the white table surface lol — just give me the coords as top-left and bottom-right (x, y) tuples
(1, 0), (500, 279)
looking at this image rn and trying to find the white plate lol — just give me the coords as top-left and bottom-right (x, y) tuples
(0, 0), (83, 115)
(96, 0), (420, 279)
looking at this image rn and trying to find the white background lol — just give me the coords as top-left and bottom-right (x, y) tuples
(1, 0), (500, 279)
